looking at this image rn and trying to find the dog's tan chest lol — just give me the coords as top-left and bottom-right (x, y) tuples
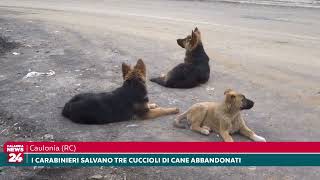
(201, 103), (221, 132)
(219, 112), (242, 134)
(201, 105), (243, 134)
(229, 115), (242, 134)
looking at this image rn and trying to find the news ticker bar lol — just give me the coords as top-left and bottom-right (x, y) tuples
(2, 153), (320, 166)
(4, 142), (320, 166)
(4, 142), (320, 153)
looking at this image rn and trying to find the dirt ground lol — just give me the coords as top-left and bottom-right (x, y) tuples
(0, 0), (320, 179)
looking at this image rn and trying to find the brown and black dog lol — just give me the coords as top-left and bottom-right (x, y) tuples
(62, 59), (179, 124)
(174, 89), (266, 142)
(150, 27), (210, 88)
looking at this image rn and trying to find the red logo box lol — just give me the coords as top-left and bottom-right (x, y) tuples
(5, 144), (24, 163)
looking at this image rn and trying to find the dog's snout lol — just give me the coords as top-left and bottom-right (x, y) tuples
(241, 98), (254, 110)
(247, 99), (254, 109)
(177, 39), (185, 48)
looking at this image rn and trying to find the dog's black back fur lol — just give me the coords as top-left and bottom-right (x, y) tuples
(62, 60), (149, 124)
(150, 28), (210, 88)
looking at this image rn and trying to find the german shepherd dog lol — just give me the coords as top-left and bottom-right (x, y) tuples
(150, 27), (210, 88)
(62, 59), (179, 124)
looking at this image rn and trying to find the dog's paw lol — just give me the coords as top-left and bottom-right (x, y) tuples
(149, 77), (157, 82)
(172, 108), (180, 114)
(202, 126), (211, 132)
(200, 129), (210, 136)
(252, 135), (266, 142)
(148, 103), (158, 109)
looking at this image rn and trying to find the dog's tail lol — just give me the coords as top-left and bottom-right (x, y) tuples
(62, 102), (71, 118)
(174, 110), (189, 128)
(150, 77), (167, 87)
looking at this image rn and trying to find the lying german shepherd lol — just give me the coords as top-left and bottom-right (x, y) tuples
(62, 59), (179, 124)
(150, 27), (210, 88)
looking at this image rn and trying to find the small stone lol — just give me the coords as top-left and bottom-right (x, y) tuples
(206, 87), (215, 92)
(43, 134), (54, 140)
(248, 166), (256, 171)
(33, 166), (44, 170)
(88, 175), (103, 180)
(126, 124), (138, 128)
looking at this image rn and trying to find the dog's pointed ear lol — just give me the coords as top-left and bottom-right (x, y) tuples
(225, 94), (236, 104)
(224, 88), (233, 95)
(191, 30), (195, 38)
(134, 59), (146, 77)
(194, 27), (201, 40)
(190, 30), (198, 47)
(122, 63), (131, 80)
(224, 89), (235, 103)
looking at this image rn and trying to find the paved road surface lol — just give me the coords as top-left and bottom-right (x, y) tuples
(0, 0), (320, 179)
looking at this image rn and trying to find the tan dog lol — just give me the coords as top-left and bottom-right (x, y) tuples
(174, 89), (266, 142)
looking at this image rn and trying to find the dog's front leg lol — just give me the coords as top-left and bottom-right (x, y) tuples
(140, 107), (179, 120)
(219, 131), (234, 142)
(219, 120), (234, 142)
(239, 123), (266, 142)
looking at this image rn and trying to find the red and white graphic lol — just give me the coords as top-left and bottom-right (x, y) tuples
(5, 144), (24, 163)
